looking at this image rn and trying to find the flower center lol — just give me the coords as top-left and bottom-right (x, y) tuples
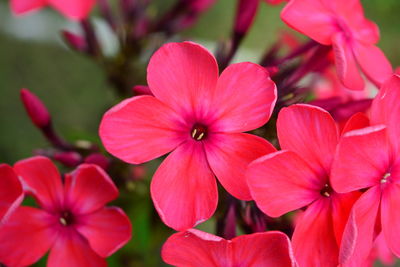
(381, 173), (391, 184)
(191, 124), (207, 141)
(59, 211), (74, 226)
(320, 184), (333, 198)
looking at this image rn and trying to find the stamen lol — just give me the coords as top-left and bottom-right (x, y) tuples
(191, 124), (207, 141)
(59, 211), (74, 226)
(320, 183), (332, 198)
(59, 217), (67, 226)
(381, 173), (391, 184)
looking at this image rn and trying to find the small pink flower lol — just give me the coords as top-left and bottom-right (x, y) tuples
(281, 0), (392, 90)
(100, 41), (277, 230)
(246, 104), (361, 266)
(162, 229), (297, 267)
(10, 0), (95, 20)
(0, 164), (23, 223)
(331, 74), (400, 265)
(0, 156), (131, 267)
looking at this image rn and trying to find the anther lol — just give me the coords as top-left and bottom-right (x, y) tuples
(320, 184), (332, 198)
(191, 124), (207, 141)
(381, 173), (391, 184)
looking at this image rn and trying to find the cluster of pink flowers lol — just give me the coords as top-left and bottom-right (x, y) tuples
(2, 0), (399, 266)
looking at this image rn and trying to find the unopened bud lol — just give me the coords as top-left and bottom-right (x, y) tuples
(54, 151), (82, 167)
(20, 89), (51, 129)
(62, 30), (87, 53)
(234, 0), (260, 36)
(84, 153), (110, 170)
(132, 85), (153, 96)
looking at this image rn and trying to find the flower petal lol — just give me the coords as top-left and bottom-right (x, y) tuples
(354, 43), (393, 88)
(14, 156), (63, 212)
(331, 125), (390, 193)
(10, 0), (46, 15)
(48, 0), (95, 20)
(147, 42), (219, 114)
(0, 164), (23, 222)
(341, 112), (369, 135)
(277, 104), (338, 175)
(281, 0), (336, 45)
(381, 183), (400, 257)
(47, 228), (106, 267)
(162, 229), (229, 267)
(204, 133), (276, 200)
(76, 207), (131, 257)
(232, 231), (297, 267)
(332, 33), (365, 91)
(247, 150), (322, 217)
(292, 198), (339, 267)
(64, 164), (118, 214)
(99, 95), (185, 164)
(150, 141), (218, 231)
(371, 74), (400, 154)
(212, 62), (277, 133)
(0, 207), (56, 266)
(339, 186), (381, 266)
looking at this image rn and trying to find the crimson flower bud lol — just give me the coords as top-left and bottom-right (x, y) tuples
(20, 89), (51, 129)
(54, 151), (82, 167)
(234, 0), (260, 36)
(62, 31), (87, 53)
(84, 153), (110, 171)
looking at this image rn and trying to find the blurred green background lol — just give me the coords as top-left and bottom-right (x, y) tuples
(0, 0), (399, 266)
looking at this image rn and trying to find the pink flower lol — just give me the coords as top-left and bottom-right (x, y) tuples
(246, 104), (361, 266)
(0, 156), (131, 267)
(100, 41), (277, 230)
(330, 74), (400, 265)
(162, 229), (297, 266)
(281, 0), (392, 90)
(0, 164), (23, 222)
(10, 0), (95, 20)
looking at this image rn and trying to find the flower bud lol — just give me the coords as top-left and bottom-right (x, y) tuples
(54, 151), (82, 167)
(20, 89), (51, 129)
(84, 153), (110, 171)
(234, 0), (260, 36)
(62, 31), (87, 53)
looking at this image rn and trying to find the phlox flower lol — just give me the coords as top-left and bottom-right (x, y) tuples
(0, 164), (23, 222)
(281, 0), (392, 90)
(0, 156), (131, 267)
(246, 104), (361, 266)
(100, 41), (277, 231)
(10, 0), (95, 20)
(162, 229), (297, 267)
(330, 74), (400, 266)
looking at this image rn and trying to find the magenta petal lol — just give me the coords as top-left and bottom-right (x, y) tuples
(247, 150), (322, 217)
(341, 112), (370, 135)
(48, 0), (95, 20)
(277, 104), (339, 174)
(281, 0), (335, 45)
(232, 231), (297, 267)
(100, 95), (185, 164)
(213, 62), (277, 133)
(10, 0), (45, 15)
(339, 186), (381, 266)
(381, 183), (400, 257)
(150, 142), (218, 231)
(48, 228), (106, 267)
(332, 33), (365, 91)
(354, 43), (393, 87)
(292, 198), (339, 267)
(14, 156), (64, 212)
(371, 75), (400, 154)
(331, 125), (390, 193)
(0, 207), (56, 266)
(147, 42), (219, 114)
(162, 229), (229, 266)
(64, 164), (118, 214)
(0, 164), (23, 222)
(205, 133), (276, 200)
(76, 207), (131, 257)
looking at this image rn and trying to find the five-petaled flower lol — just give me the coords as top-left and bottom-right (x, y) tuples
(331, 74), (400, 266)
(162, 229), (297, 267)
(246, 104), (361, 267)
(10, 0), (95, 20)
(100, 41), (277, 231)
(0, 156), (132, 267)
(281, 0), (393, 90)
